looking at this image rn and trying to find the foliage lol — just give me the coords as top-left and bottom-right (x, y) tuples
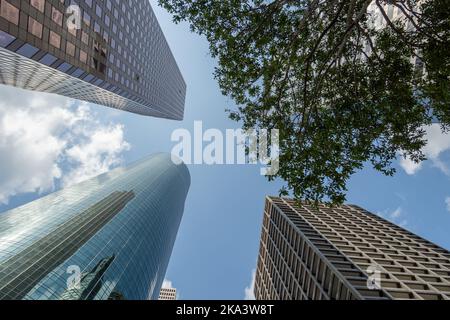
(159, 0), (450, 204)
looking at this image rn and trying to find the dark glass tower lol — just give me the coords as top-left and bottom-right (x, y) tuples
(0, 153), (190, 300)
(0, 0), (186, 120)
(255, 197), (450, 300)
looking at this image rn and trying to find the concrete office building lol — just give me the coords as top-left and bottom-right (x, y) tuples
(158, 287), (177, 300)
(254, 197), (450, 300)
(0, 0), (186, 119)
(0, 153), (190, 300)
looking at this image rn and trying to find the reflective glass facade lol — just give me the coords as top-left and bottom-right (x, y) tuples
(0, 153), (190, 300)
(0, 0), (186, 120)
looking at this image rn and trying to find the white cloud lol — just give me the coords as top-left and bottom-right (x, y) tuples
(400, 124), (450, 176)
(0, 86), (130, 204)
(446, 197), (450, 213)
(399, 157), (423, 175)
(161, 279), (174, 289)
(377, 207), (408, 227)
(390, 207), (402, 219)
(62, 122), (129, 187)
(244, 269), (256, 300)
(398, 219), (408, 228)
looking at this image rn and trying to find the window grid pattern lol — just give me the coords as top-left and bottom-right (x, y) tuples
(254, 198), (390, 300)
(0, 0), (185, 120)
(158, 288), (176, 300)
(0, 47), (173, 119)
(255, 197), (450, 300)
(0, 191), (135, 300)
(0, 154), (190, 300)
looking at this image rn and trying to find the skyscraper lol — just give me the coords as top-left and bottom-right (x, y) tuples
(0, 153), (190, 300)
(254, 197), (450, 300)
(0, 0), (186, 120)
(158, 287), (177, 300)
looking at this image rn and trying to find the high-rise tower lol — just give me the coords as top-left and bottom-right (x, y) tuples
(254, 197), (450, 300)
(158, 287), (177, 300)
(0, 153), (190, 300)
(0, 0), (186, 119)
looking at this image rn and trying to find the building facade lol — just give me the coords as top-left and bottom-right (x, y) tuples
(158, 287), (177, 300)
(0, 0), (186, 120)
(254, 197), (450, 300)
(0, 153), (190, 300)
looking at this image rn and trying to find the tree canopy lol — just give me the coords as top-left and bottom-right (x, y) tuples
(159, 0), (450, 204)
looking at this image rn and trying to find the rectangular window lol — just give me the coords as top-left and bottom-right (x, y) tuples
(16, 43), (39, 58)
(0, 30), (15, 47)
(79, 50), (87, 63)
(66, 42), (75, 56)
(95, 5), (102, 17)
(0, 0), (19, 25)
(49, 31), (61, 48)
(30, 0), (45, 12)
(52, 7), (63, 26)
(83, 12), (90, 26)
(28, 17), (43, 39)
(39, 53), (57, 66)
(81, 31), (89, 45)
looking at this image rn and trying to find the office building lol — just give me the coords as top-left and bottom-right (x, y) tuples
(0, 0), (186, 120)
(158, 287), (177, 300)
(254, 197), (450, 300)
(0, 153), (190, 300)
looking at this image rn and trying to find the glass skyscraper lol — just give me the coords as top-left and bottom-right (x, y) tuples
(0, 153), (190, 300)
(0, 0), (186, 120)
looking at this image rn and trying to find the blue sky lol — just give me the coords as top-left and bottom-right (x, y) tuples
(0, 0), (449, 300)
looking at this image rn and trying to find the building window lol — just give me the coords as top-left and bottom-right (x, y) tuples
(81, 31), (89, 45)
(28, 17), (43, 39)
(57, 62), (72, 72)
(83, 12), (91, 26)
(30, 0), (45, 12)
(16, 43), (39, 58)
(49, 31), (61, 48)
(0, 0), (20, 25)
(39, 53), (57, 66)
(66, 42), (75, 56)
(71, 68), (84, 78)
(83, 74), (94, 82)
(79, 49), (87, 63)
(95, 4), (102, 18)
(52, 7), (63, 26)
(0, 30), (15, 47)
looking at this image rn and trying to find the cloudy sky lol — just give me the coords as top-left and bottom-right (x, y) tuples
(0, 0), (449, 300)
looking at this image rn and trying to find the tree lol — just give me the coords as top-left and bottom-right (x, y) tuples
(159, 0), (450, 204)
